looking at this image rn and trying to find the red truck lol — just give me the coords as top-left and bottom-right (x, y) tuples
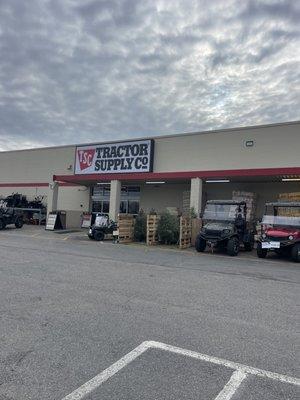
(257, 202), (300, 262)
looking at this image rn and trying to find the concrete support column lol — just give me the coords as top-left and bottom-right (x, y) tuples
(109, 180), (121, 221)
(47, 181), (59, 213)
(190, 178), (203, 217)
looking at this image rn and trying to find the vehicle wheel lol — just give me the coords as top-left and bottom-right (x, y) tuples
(244, 241), (253, 251)
(15, 218), (23, 229)
(195, 235), (206, 252)
(227, 237), (239, 256)
(0, 218), (5, 230)
(257, 242), (267, 258)
(291, 243), (300, 262)
(93, 230), (105, 241)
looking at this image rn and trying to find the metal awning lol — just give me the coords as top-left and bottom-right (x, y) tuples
(53, 167), (300, 185)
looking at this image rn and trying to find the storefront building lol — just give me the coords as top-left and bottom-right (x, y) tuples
(0, 121), (299, 228)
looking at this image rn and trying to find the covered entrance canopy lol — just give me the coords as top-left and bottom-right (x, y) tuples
(51, 167), (300, 222)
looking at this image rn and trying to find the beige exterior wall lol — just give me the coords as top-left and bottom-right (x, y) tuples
(0, 121), (298, 185)
(0, 145), (75, 183)
(153, 122), (300, 172)
(140, 183), (190, 213)
(140, 181), (300, 219)
(0, 121), (299, 226)
(0, 145), (90, 214)
(56, 187), (90, 211)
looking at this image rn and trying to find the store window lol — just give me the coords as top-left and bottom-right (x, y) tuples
(128, 200), (139, 214)
(91, 185), (140, 215)
(102, 201), (109, 213)
(91, 186), (111, 214)
(120, 201), (127, 213)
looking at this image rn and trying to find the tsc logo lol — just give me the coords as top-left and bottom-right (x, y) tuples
(77, 149), (95, 171)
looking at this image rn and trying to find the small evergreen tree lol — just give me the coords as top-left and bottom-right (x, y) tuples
(134, 210), (147, 242)
(157, 211), (179, 244)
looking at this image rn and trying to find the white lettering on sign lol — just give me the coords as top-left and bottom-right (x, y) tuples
(75, 140), (154, 175)
(46, 213), (57, 231)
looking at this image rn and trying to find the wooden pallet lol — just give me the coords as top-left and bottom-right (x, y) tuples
(191, 218), (202, 246)
(179, 216), (191, 249)
(118, 214), (135, 243)
(147, 215), (160, 245)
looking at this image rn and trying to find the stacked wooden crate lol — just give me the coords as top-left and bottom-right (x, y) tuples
(179, 216), (191, 249)
(146, 214), (160, 245)
(232, 191), (257, 222)
(182, 190), (191, 215)
(191, 218), (202, 246)
(118, 214), (135, 243)
(278, 192), (300, 216)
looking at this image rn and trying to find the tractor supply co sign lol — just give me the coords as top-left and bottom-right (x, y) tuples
(75, 140), (154, 175)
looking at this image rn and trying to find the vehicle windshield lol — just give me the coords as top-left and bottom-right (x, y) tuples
(203, 204), (238, 221)
(262, 214), (300, 228)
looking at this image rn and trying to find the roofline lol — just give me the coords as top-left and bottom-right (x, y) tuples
(0, 119), (299, 154)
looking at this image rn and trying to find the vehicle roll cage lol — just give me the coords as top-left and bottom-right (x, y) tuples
(206, 200), (247, 206)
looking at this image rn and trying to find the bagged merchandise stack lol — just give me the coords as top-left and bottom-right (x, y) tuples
(278, 192), (300, 216)
(278, 192), (300, 202)
(232, 191), (257, 222)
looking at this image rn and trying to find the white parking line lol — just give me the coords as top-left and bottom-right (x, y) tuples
(214, 370), (247, 400)
(61, 342), (149, 400)
(150, 341), (300, 386)
(61, 340), (300, 400)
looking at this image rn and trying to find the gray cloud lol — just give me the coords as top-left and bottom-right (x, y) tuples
(0, 0), (299, 150)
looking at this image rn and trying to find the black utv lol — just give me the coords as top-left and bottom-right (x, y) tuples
(0, 208), (24, 230)
(195, 200), (254, 256)
(88, 213), (117, 241)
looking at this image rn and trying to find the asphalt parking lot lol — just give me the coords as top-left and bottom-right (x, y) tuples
(0, 226), (299, 399)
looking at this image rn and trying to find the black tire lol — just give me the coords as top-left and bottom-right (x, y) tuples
(195, 235), (206, 252)
(257, 242), (267, 258)
(15, 218), (23, 229)
(0, 218), (5, 230)
(244, 241), (253, 252)
(93, 230), (105, 241)
(227, 237), (239, 256)
(291, 243), (300, 263)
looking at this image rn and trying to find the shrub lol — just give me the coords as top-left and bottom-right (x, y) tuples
(190, 207), (197, 218)
(134, 210), (147, 242)
(157, 211), (179, 245)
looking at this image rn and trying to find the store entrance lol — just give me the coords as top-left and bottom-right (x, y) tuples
(91, 185), (140, 215)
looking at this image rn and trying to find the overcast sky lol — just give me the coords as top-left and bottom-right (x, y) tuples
(0, 0), (299, 151)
